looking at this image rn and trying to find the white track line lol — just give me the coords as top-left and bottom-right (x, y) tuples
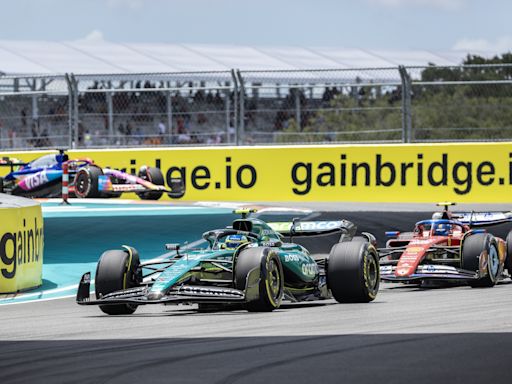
(0, 281), (95, 306)
(0, 294), (77, 305)
(42, 206), (205, 213)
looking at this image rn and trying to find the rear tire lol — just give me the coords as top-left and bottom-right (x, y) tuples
(95, 249), (141, 315)
(136, 166), (164, 200)
(462, 233), (499, 288)
(74, 166), (103, 198)
(328, 241), (379, 303)
(351, 236), (367, 243)
(235, 247), (284, 312)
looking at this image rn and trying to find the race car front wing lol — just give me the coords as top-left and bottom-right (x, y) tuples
(380, 265), (478, 281)
(76, 272), (246, 306)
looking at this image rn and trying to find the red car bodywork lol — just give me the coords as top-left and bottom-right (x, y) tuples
(380, 218), (508, 283)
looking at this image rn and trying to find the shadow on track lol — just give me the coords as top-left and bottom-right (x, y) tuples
(1, 333), (511, 384)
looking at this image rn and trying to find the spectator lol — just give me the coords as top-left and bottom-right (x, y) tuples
(322, 87), (333, 103)
(157, 120), (166, 144)
(21, 109), (27, 128)
(213, 91), (224, 108)
(176, 117), (191, 144)
(84, 130), (92, 147)
(206, 90), (214, 104)
(125, 121), (133, 137)
(194, 89), (205, 103)
(133, 126), (143, 145)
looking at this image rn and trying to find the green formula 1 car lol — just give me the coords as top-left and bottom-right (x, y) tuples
(76, 209), (380, 314)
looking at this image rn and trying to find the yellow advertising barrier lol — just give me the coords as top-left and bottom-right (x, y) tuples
(0, 194), (44, 293)
(1, 142), (511, 203)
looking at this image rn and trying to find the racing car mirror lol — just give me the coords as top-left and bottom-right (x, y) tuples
(165, 243), (180, 251)
(290, 217), (301, 242)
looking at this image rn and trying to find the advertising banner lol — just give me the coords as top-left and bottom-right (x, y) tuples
(0, 198), (44, 293)
(1, 142), (511, 202)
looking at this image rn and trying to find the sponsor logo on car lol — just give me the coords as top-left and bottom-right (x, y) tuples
(405, 246), (424, 254)
(301, 262), (318, 276)
(284, 254), (300, 263)
(23, 171), (49, 190)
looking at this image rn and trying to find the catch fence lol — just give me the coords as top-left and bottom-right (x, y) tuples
(1, 64), (511, 150)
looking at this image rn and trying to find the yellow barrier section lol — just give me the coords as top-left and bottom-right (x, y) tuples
(1, 142), (511, 202)
(0, 194), (44, 293)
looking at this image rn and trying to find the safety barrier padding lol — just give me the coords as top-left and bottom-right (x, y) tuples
(0, 194), (43, 293)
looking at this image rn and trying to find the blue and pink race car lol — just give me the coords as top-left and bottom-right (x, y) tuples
(0, 151), (185, 200)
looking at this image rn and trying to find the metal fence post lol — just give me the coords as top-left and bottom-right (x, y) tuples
(31, 94), (39, 132)
(399, 65), (412, 143)
(236, 69), (245, 144)
(230, 69), (239, 145)
(106, 91), (114, 145)
(65, 74), (72, 148)
(65, 73), (78, 149)
(224, 90), (231, 143)
(71, 74), (79, 148)
(294, 86), (301, 130)
(166, 90), (173, 144)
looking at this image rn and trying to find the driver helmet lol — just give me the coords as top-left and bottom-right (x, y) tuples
(224, 234), (248, 250)
(434, 223), (450, 236)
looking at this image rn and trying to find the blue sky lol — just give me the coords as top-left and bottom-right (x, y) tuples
(0, 0), (510, 52)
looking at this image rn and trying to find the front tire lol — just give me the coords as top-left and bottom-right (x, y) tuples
(462, 233), (499, 288)
(235, 247), (284, 312)
(327, 241), (380, 303)
(505, 230), (512, 275)
(137, 166), (164, 200)
(74, 166), (103, 198)
(95, 248), (141, 315)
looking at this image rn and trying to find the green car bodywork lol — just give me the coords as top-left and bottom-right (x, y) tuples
(77, 209), (380, 314)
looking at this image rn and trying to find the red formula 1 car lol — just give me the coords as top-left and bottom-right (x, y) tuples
(379, 203), (512, 287)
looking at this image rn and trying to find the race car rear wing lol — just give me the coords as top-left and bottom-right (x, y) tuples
(267, 219), (357, 237)
(0, 157), (28, 172)
(433, 211), (512, 227)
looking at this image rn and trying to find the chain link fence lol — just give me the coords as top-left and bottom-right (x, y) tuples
(69, 71), (236, 148)
(237, 68), (403, 144)
(406, 65), (512, 142)
(0, 65), (511, 150)
(0, 75), (69, 149)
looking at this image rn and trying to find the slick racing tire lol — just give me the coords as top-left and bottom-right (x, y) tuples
(505, 230), (512, 275)
(74, 165), (103, 198)
(327, 241), (380, 303)
(136, 166), (164, 200)
(462, 233), (500, 288)
(235, 247), (284, 312)
(95, 248), (141, 315)
(350, 236), (368, 243)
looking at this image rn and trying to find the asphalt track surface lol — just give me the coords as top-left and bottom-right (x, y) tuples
(1, 202), (512, 383)
(1, 283), (512, 384)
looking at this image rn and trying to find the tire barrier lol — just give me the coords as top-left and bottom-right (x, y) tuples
(0, 194), (44, 293)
